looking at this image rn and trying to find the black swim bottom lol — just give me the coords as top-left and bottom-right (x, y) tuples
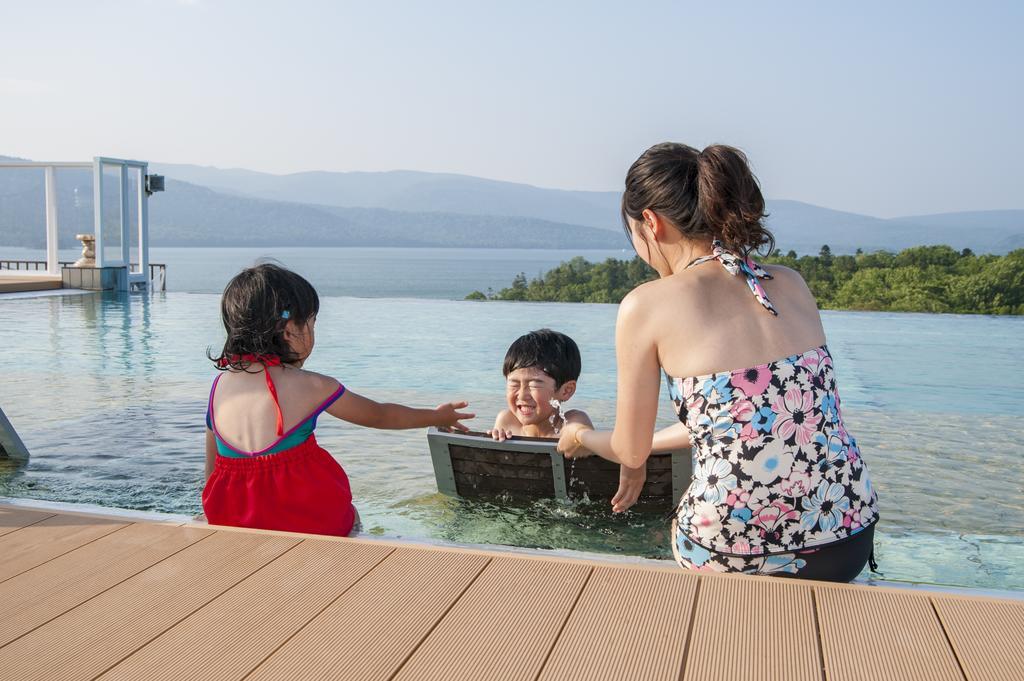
(672, 523), (877, 583)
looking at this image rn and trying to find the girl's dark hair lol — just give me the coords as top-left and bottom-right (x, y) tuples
(210, 263), (319, 370)
(621, 142), (775, 257)
(502, 328), (581, 388)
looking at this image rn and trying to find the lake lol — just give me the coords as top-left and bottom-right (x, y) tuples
(1, 245), (632, 299)
(1, 246), (1022, 591)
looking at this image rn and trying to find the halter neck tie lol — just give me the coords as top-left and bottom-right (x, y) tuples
(685, 240), (778, 315)
(217, 353), (286, 436)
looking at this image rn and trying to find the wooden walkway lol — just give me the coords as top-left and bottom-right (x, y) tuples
(0, 275), (62, 294)
(0, 503), (1020, 681)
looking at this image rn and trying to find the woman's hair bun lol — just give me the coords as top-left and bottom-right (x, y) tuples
(622, 142), (775, 256)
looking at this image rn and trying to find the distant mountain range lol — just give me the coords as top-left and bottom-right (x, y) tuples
(1, 155), (1021, 253)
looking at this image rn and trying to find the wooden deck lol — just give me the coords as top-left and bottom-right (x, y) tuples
(0, 275), (62, 293)
(0, 502), (1020, 681)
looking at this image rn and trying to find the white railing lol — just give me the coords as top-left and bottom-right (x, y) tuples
(0, 260), (167, 291)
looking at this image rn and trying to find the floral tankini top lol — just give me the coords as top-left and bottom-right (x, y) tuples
(668, 242), (879, 558)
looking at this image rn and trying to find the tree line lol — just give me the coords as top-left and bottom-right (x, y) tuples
(467, 245), (1024, 315)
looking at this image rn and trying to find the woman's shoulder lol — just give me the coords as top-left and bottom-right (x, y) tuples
(763, 264), (817, 303)
(620, 272), (702, 318)
(621, 275), (673, 308)
(763, 263), (805, 284)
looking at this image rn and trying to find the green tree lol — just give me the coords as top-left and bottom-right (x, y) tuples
(480, 246), (1023, 315)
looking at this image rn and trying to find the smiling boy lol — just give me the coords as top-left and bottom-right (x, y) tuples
(488, 329), (594, 440)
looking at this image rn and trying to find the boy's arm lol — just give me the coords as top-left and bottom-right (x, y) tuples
(563, 409), (594, 429)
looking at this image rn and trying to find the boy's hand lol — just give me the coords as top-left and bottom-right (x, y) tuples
(488, 428), (514, 441)
(435, 401), (474, 432)
(611, 463), (646, 513)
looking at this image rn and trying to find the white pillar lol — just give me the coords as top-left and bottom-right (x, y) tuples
(119, 164), (130, 268)
(139, 165), (150, 289)
(44, 166), (59, 276)
(93, 158), (104, 268)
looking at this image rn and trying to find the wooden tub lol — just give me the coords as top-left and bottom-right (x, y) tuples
(427, 428), (691, 508)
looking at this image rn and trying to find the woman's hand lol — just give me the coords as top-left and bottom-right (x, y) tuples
(611, 463), (647, 513)
(435, 401), (474, 432)
(557, 421), (594, 458)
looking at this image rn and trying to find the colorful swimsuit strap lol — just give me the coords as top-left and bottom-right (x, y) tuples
(222, 352), (286, 432)
(685, 239), (778, 316)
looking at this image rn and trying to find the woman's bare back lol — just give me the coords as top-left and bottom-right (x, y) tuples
(640, 263), (827, 379)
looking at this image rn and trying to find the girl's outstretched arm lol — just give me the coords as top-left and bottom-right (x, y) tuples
(326, 390), (474, 431)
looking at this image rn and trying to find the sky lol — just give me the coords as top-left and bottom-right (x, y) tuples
(1, 0), (1021, 217)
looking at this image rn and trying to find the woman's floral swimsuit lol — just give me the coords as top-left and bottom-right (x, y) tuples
(668, 241), (879, 576)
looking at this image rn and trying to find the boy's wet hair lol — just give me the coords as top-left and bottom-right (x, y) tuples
(211, 262), (319, 370)
(502, 329), (581, 388)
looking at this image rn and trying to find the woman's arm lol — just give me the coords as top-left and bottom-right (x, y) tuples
(326, 389), (473, 431)
(558, 291), (661, 468)
(652, 422), (691, 451)
(608, 423), (689, 513)
(562, 419), (688, 460)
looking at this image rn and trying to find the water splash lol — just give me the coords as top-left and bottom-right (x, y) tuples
(548, 398), (563, 435)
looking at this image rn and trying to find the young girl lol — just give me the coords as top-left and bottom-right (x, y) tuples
(203, 263), (473, 536)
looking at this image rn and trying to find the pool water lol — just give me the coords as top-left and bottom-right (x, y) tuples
(2, 290), (1022, 590)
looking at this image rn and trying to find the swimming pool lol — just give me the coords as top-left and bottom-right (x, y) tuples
(2, 290), (1022, 590)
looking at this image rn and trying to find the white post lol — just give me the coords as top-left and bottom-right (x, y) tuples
(119, 163), (130, 268)
(139, 164), (150, 289)
(44, 166), (59, 276)
(93, 158), (104, 268)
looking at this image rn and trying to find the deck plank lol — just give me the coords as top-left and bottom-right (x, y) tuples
(0, 523), (211, 648)
(247, 547), (490, 681)
(684, 574), (822, 681)
(538, 565), (698, 681)
(99, 538), (393, 681)
(932, 595), (1024, 681)
(0, 507), (54, 537)
(0, 529), (299, 681)
(815, 584), (964, 681)
(0, 513), (128, 582)
(391, 556), (592, 681)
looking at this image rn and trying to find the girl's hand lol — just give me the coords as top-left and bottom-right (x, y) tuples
(557, 422), (594, 459)
(488, 428), (514, 442)
(611, 464), (646, 513)
(435, 401), (474, 432)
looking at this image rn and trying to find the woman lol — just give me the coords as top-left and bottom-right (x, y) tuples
(558, 143), (878, 581)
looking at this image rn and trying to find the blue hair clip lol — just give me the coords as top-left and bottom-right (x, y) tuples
(281, 310), (291, 320)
